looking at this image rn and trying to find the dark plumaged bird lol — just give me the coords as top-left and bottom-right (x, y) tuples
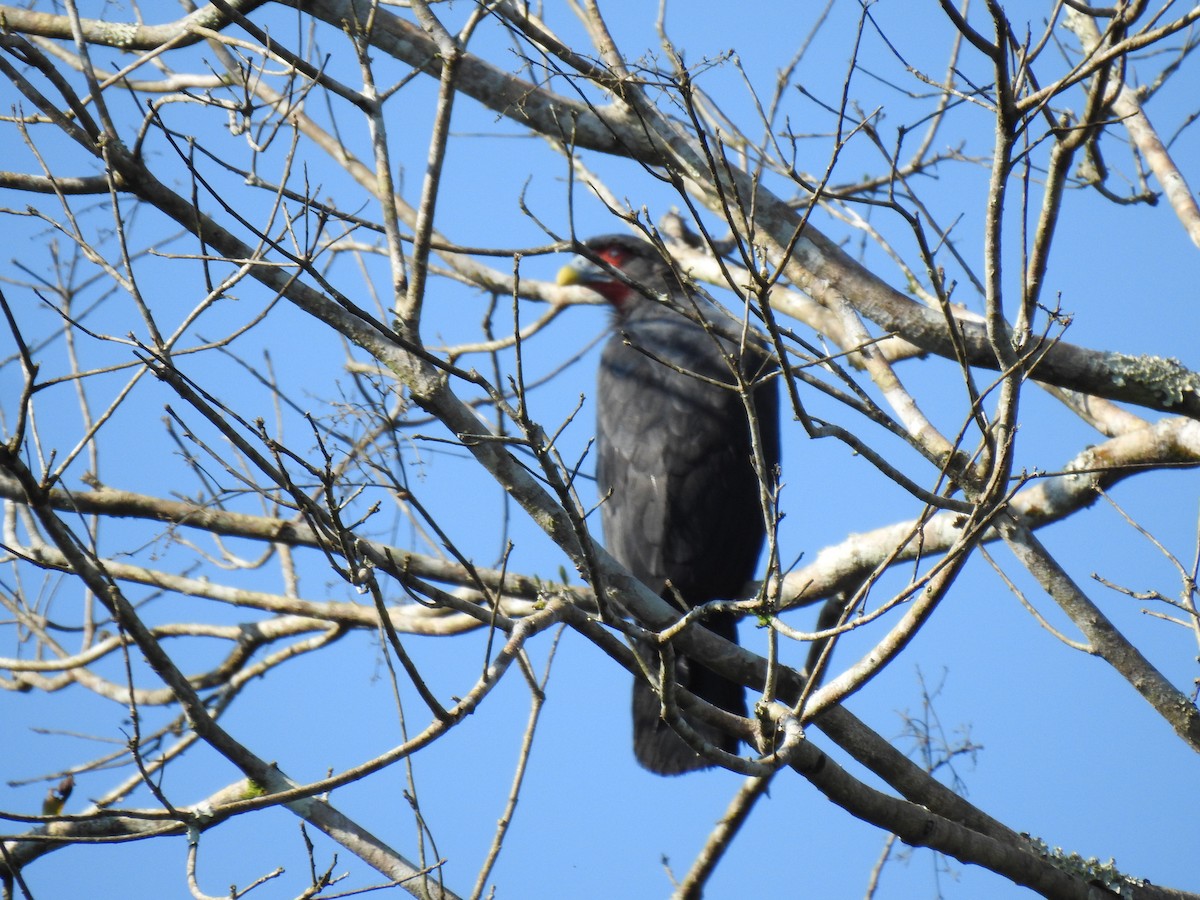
(557, 234), (780, 774)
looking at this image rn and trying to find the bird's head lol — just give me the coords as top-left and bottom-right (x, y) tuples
(556, 234), (675, 313)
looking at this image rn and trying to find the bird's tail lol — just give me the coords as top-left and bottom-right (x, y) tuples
(631, 613), (746, 775)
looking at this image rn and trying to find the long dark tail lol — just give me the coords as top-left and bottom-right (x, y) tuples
(631, 613), (745, 775)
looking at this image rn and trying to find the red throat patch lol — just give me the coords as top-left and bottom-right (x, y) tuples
(594, 245), (636, 309)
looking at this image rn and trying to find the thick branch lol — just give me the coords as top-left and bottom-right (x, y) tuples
(5, 0), (1197, 416)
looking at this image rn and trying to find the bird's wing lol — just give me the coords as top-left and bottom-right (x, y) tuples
(597, 311), (777, 606)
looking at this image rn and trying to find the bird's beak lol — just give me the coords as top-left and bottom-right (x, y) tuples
(556, 254), (596, 287)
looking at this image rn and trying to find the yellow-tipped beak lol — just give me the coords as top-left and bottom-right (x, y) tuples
(556, 259), (586, 286)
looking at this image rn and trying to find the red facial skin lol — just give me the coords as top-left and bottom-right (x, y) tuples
(586, 245), (636, 310)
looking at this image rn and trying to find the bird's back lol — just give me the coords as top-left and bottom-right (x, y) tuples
(596, 302), (778, 608)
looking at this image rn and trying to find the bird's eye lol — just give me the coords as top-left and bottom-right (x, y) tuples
(599, 246), (630, 268)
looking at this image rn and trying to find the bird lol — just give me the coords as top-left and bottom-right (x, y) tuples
(557, 234), (780, 774)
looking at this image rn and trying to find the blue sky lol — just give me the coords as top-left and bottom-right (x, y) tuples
(4, 2), (1200, 898)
